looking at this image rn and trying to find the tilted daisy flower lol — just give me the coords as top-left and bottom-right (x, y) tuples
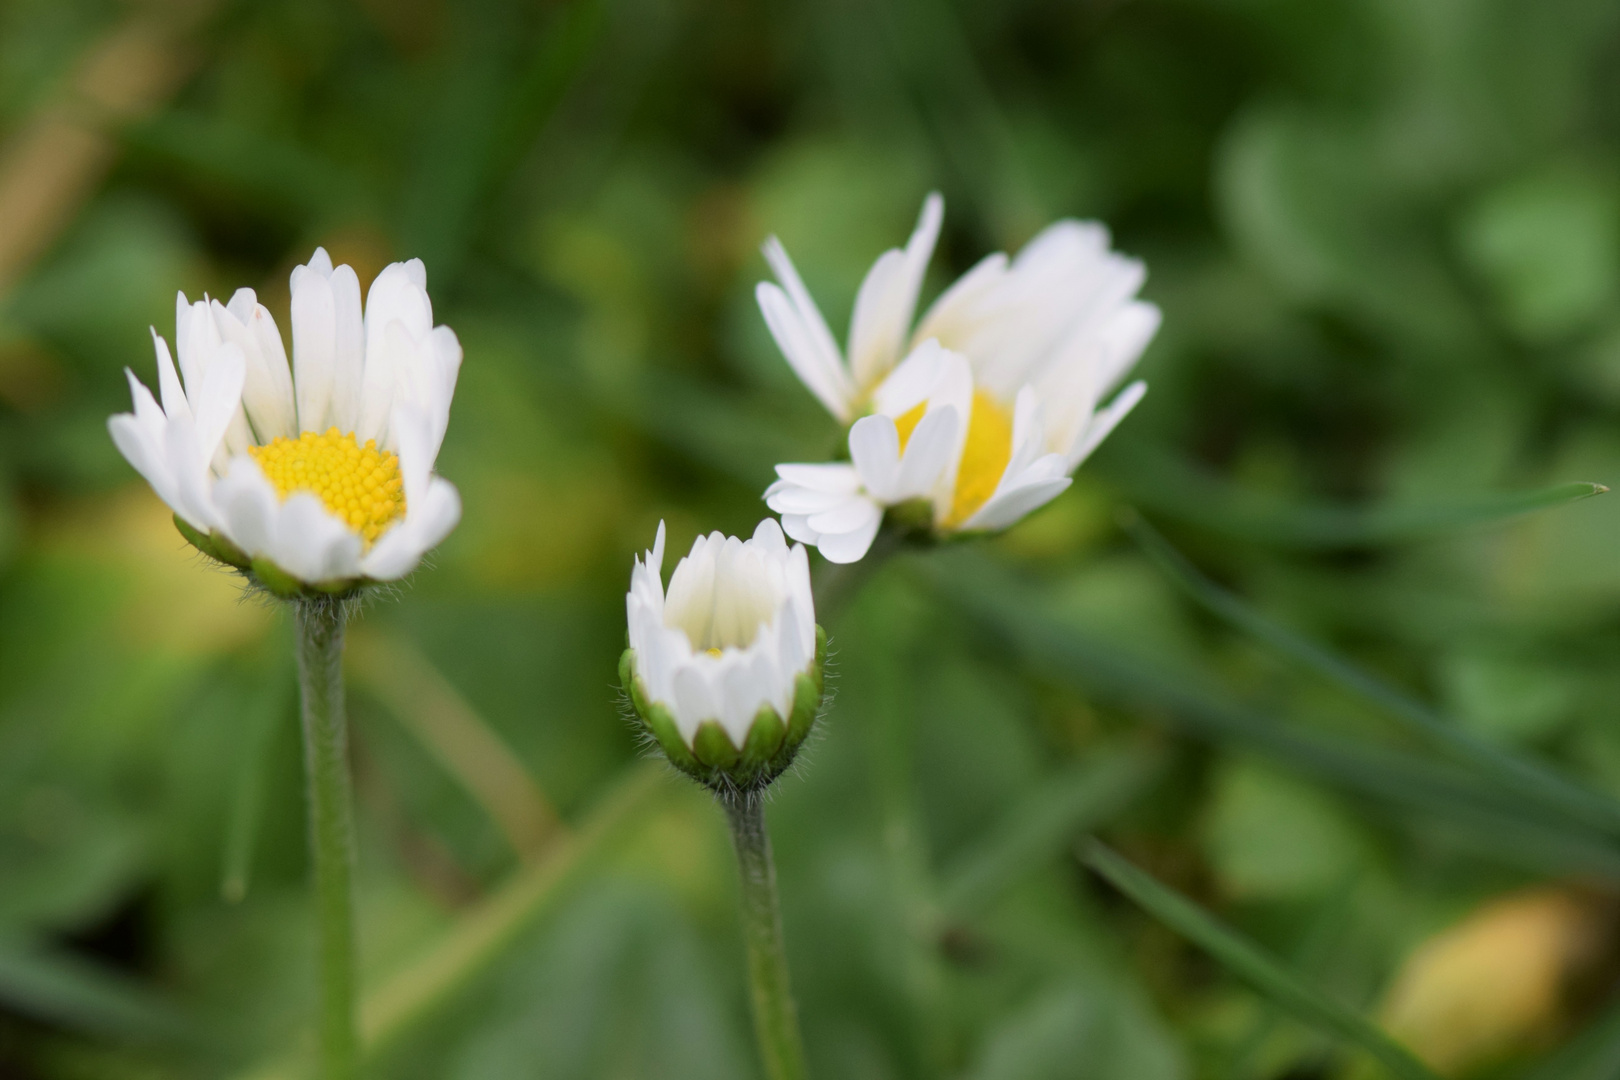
(621, 519), (826, 792)
(107, 249), (462, 596)
(758, 194), (1160, 562)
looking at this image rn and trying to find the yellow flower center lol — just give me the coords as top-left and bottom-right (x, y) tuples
(248, 428), (406, 545)
(893, 388), (1013, 529)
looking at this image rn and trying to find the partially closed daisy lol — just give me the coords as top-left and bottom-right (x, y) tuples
(108, 249), (462, 597)
(758, 194), (1159, 562)
(621, 519), (826, 793)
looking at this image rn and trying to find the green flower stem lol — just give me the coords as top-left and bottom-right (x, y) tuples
(294, 599), (359, 1080)
(720, 791), (808, 1080)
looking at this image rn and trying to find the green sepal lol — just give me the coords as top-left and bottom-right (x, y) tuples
(250, 557), (303, 600)
(618, 649), (635, 700)
(812, 623), (827, 694)
(887, 497), (936, 536)
(620, 650), (702, 775)
(619, 634), (828, 794)
(173, 515), (250, 569)
(645, 701), (701, 773)
(310, 576), (364, 596)
(740, 705), (786, 773)
(176, 516), (364, 599)
(786, 672), (820, 747)
(693, 721), (741, 771)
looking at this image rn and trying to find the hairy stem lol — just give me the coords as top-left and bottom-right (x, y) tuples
(721, 791), (809, 1080)
(294, 600), (358, 1080)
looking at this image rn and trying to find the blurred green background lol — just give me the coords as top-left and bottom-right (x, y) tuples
(6, 0), (1620, 1077)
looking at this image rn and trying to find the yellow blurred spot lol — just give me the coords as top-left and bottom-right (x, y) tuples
(893, 389), (1015, 528)
(1375, 887), (1601, 1075)
(249, 428), (405, 545)
(705, 647), (724, 657)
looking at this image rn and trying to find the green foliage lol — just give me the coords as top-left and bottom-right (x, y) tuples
(2, 0), (1620, 1077)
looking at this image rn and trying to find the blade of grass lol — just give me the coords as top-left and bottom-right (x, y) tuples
(939, 747), (1159, 919)
(1081, 840), (1440, 1080)
(920, 551), (1620, 878)
(1104, 447), (1605, 548)
(0, 938), (194, 1045)
(1123, 511), (1620, 838)
(1228, 876), (1361, 1078)
(234, 762), (670, 1080)
(347, 629), (561, 861)
(220, 674), (289, 903)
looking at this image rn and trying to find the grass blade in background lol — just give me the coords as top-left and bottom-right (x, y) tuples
(234, 763), (670, 1080)
(1106, 448), (1606, 549)
(1122, 511), (1620, 838)
(939, 747), (1159, 919)
(347, 629), (562, 861)
(1081, 841), (1441, 1080)
(922, 552), (1620, 877)
(0, 939), (195, 1045)
(219, 681), (286, 904)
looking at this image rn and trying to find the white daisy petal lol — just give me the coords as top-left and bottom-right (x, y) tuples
(847, 414), (903, 501)
(151, 330), (191, 422)
(110, 249), (463, 590)
(810, 501), (883, 564)
(773, 462), (862, 493)
(778, 512), (820, 546)
(765, 206), (1157, 542)
(894, 404), (959, 499)
(756, 282), (854, 422)
(275, 492), (363, 583)
(108, 413), (177, 513)
(764, 481), (853, 516)
(360, 477), (461, 581)
(213, 456), (281, 559)
(807, 495), (883, 535)
(191, 345), (246, 466)
(626, 519), (821, 747)
(324, 264), (365, 435)
(290, 259), (338, 434)
(961, 476), (1072, 533)
(848, 192), (944, 391)
(1070, 380), (1148, 469)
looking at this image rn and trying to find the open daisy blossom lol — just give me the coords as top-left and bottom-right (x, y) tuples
(758, 194), (1160, 562)
(622, 519), (825, 790)
(107, 249), (462, 592)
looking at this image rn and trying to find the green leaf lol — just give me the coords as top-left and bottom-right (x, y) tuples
(1081, 841), (1440, 1080)
(1204, 760), (1370, 900)
(1123, 512), (1620, 838)
(1105, 447), (1605, 549)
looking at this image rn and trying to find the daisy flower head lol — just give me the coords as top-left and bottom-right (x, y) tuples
(107, 249), (463, 598)
(759, 194), (1160, 563)
(621, 519), (826, 793)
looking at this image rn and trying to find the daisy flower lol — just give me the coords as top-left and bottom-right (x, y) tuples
(107, 249), (462, 595)
(757, 194), (1159, 562)
(621, 519), (826, 792)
